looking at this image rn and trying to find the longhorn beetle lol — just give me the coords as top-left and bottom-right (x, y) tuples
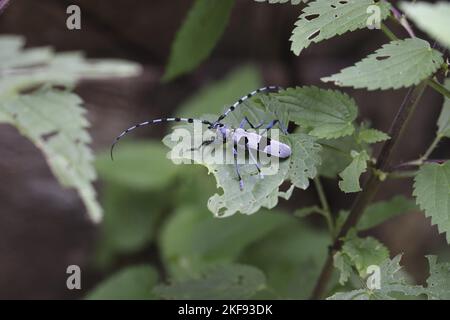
(111, 86), (291, 190)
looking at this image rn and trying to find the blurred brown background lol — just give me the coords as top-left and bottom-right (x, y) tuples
(0, 0), (448, 299)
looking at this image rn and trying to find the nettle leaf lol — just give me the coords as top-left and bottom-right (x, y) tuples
(163, 0), (235, 81)
(334, 230), (389, 285)
(0, 36), (52, 69)
(0, 36), (141, 95)
(333, 252), (354, 286)
(425, 256), (450, 300)
(0, 89), (102, 222)
(318, 135), (363, 178)
(159, 206), (291, 279)
(437, 80), (450, 138)
(338, 150), (370, 193)
(401, 2), (450, 50)
(153, 264), (266, 300)
(273, 86), (358, 139)
(86, 265), (158, 300)
(413, 161), (450, 243)
(328, 255), (426, 300)
(337, 195), (418, 232)
(290, 0), (391, 56)
(322, 38), (444, 90)
(286, 133), (322, 189)
(163, 101), (321, 217)
(357, 128), (390, 144)
(254, 0), (306, 4)
(164, 71), (324, 217)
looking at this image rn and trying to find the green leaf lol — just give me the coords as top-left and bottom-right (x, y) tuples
(86, 265), (158, 300)
(290, 0), (391, 55)
(163, 0), (235, 81)
(159, 206), (291, 279)
(204, 154), (291, 218)
(163, 82), (328, 218)
(334, 230), (389, 285)
(164, 78), (326, 216)
(176, 65), (262, 117)
(328, 255), (426, 300)
(240, 220), (330, 299)
(0, 89), (102, 222)
(400, 2), (450, 50)
(163, 121), (320, 217)
(322, 38), (444, 90)
(0, 36), (52, 69)
(273, 86), (358, 139)
(287, 133), (322, 189)
(333, 252), (354, 286)
(318, 135), (362, 178)
(338, 150), (370, 193)
(425, 256), (450, 300)
(437, 79), (450, 138)
(413, 161), (450, 243)
(254, 0), (306, 4)
(94, 185), (166, 268)
(357, 128), (390, 144)
(96, 141), (180, 191)
(153, 264), (266, 300)
(0, 36), (141, 96)
(337, 195), (418, 231)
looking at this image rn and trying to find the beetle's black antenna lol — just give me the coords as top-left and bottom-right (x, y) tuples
(111, 117), (213, 160)
(214, 86), (282, 124)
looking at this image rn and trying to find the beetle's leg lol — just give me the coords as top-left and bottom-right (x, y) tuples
(261, 119), (288, 136)
(248, 147), (264, 179)
(233, 145), (244, 190)
(239, 116), (265, 130)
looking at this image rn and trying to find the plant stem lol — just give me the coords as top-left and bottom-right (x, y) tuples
(380, 23), (398, 41)
(389, 6), (416, 38)
(310, 80), (429, 300)
(427, 79), (450, 100)
(314, 177), (334, 237)
(420, 134), (443, 161)
(396, 134), (444, 169)
(388, 170), (417, 179)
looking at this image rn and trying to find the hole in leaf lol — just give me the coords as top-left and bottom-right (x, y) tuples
(217, 207), (226, 216)
(308, 30), (321, 41)
(42, 131), (58, 141)
(376, 55), (390, 61)
(305, 14), (319, 21)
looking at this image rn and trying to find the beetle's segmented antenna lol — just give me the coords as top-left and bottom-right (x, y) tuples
(215, 86), (282, 123)
(110, 117), (213, 160)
